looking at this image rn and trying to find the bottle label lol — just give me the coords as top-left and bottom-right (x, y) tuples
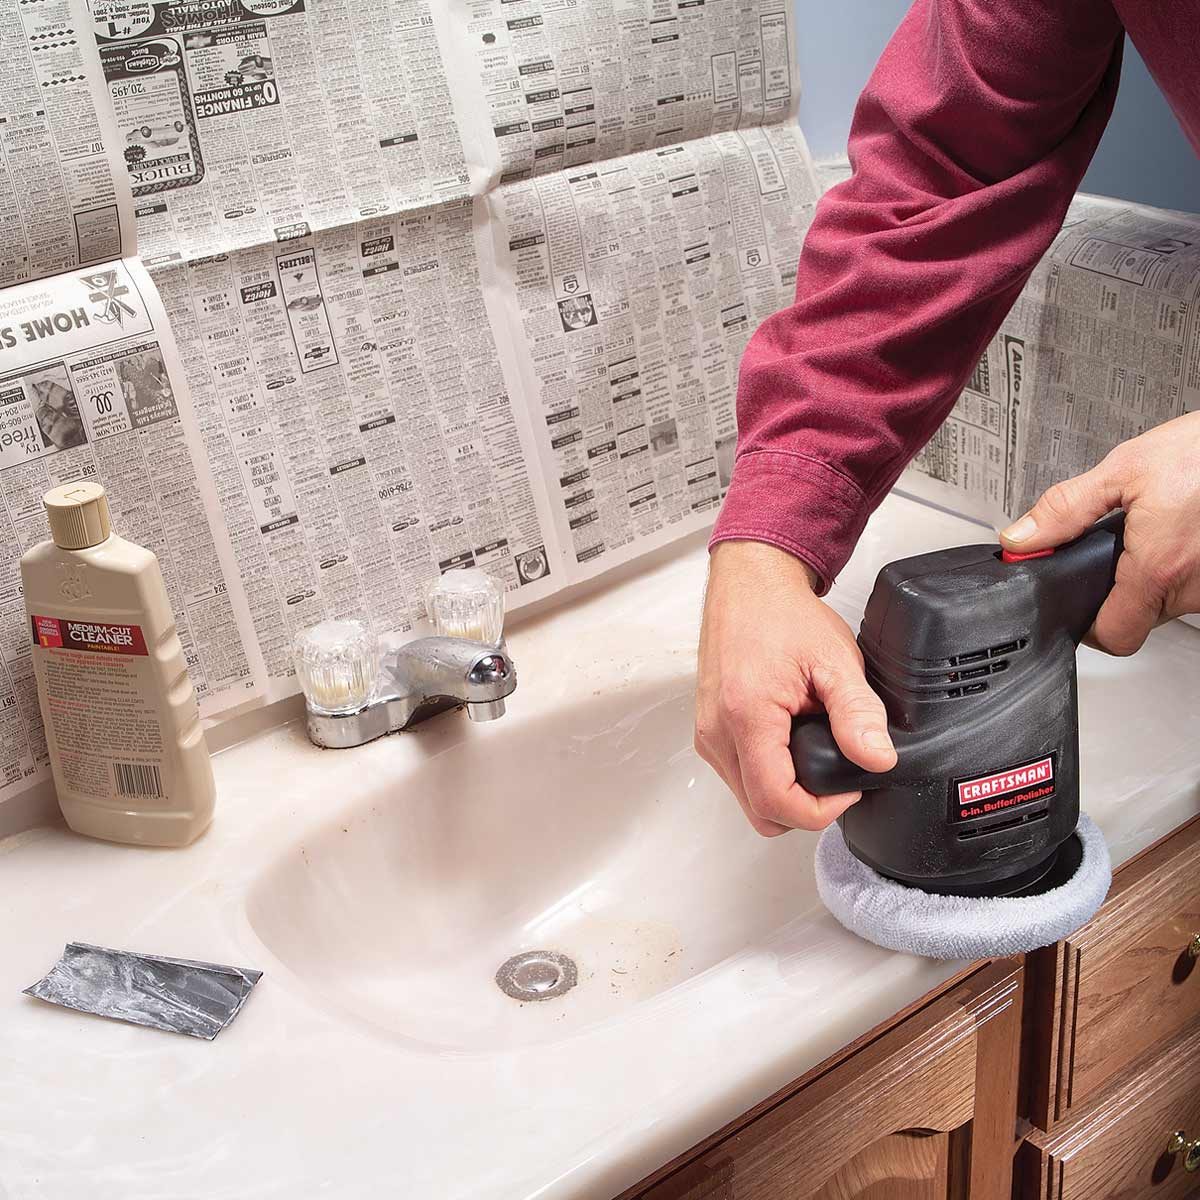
(31, 615), (148, 655)
(30, 614), (166, 801)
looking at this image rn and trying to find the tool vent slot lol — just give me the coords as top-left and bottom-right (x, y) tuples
(946, 660), (1007, 697)
(956, 808), (1049, 840)
(947, 637), (1027, 668)
(944, 638), (1027, 697)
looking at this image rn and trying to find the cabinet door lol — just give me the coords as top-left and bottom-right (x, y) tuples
(1025, 815), (1200, 1131)
(640, 961), (1022, 1200)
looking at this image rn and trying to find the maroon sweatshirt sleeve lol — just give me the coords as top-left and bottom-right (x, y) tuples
(710, 0), (1124, 590)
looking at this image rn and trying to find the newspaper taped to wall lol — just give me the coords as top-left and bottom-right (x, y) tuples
(79, 0), (818, 699)
(481, 122), (819, 579)
(1, 0), (136, 284)
(90, 0), (477, 266)
(447, 0), (797, 185)
(151, 203), (560, 691)
(903, 196), (1200, 528)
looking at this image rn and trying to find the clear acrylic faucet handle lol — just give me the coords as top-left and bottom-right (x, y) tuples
(425, 568), (504, 645)
(293, 618), (377, 715)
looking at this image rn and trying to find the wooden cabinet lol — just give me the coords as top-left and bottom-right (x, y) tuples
(633, 962), (1022, 1200)
(624, 815), (1200, 1200)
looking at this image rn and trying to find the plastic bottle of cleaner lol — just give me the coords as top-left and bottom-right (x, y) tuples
(20, 482), (214, 847)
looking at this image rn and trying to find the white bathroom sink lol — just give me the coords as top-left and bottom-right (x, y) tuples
(245, 680), (821, 1051)
(238, 500), (1007, 1055)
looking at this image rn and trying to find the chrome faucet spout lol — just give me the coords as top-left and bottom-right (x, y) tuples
(467, 698), (507, 722)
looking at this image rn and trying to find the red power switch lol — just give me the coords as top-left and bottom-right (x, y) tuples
(1000, 547), (1055, 563)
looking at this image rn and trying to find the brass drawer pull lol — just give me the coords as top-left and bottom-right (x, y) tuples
(1188, 934), (1200, 960)
(1167, 1131), (1200, 1172)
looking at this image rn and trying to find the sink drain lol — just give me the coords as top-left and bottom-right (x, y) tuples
(495, 950), (578, 1002)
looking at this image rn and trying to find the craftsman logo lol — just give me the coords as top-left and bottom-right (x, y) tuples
(951, 754), (1056, 823)
(958, 757), (1053, 804)
(31, 615), (148, 656)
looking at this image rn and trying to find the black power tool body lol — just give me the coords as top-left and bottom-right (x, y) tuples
(790, 514), (1124, 898)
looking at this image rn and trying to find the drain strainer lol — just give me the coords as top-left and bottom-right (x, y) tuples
(495, 950), (577, 1002)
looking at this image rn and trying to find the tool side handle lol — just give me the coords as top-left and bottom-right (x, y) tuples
(790, 714), (900, 796)
(791, 714), (984, 797)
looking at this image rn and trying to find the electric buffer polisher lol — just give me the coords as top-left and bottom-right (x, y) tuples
(790, 512), (1125, 960)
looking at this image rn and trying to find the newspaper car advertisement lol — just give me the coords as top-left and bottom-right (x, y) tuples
(90, 0), (476, 268)
(276, 247), (338, 373)
(93, 0), (297, 198)
(181, 20), (278, 118)
(100, 36), (204, 194)
(91, 0), (310, 263)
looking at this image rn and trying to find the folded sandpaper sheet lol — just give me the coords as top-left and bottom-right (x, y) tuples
(23, 942), (262, 1039)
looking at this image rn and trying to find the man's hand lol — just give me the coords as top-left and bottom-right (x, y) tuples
(1000, 412), (1200, 655)
(695, 541), (898, 836)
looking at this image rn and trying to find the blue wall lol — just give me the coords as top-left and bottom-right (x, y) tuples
(796, 3), (1200, 214)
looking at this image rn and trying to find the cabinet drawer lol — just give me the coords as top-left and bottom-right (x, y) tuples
(1028, 816), (1200, 1128)
(1022, 1020), (1200, 1200)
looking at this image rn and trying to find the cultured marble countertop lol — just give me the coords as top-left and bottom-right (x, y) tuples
(3, 492), (1200, 1200)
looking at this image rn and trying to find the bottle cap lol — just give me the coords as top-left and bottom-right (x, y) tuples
(43, 481), (112, 549)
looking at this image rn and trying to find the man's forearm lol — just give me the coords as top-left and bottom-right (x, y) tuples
(713, 0), (1124, 590)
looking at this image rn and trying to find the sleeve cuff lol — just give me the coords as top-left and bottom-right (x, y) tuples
(708, 450), (870, 595)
